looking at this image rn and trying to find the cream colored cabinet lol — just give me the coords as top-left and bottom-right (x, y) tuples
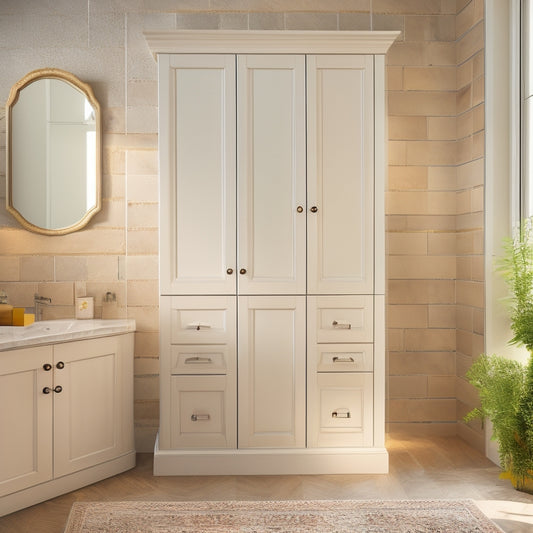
(0, 333), (135, 515)
(238, 296), (306, 448)
(159, 54), (236, 296)
(53, 336), (134, 477)
(0, 346), (53, 497)
(237, 55), (307, 295)
(307, 55), (375, 295)
(159, 296), (237, 450)
(154, 30), (397, 475)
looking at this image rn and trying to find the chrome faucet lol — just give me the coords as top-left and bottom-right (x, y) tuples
(34, 294), (52, 321)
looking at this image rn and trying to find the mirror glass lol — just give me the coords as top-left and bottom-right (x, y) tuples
(6, 68), (101, 235)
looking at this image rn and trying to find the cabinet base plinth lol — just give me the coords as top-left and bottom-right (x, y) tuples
(153, 435), (388, 476)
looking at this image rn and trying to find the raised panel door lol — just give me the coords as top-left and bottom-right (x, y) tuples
(53, 337), (124, 477)
(237, 55), (306, 295)
(159, 54), (236, 295)
(0, 346), (53, 497)
(238, 296), (306, 448)
(307, 55), (374, 295)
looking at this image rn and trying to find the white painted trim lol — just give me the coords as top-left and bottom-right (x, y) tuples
(153, 435), (388, 475)
(144, 30), (400, 57)
(484, 0), (527, 466)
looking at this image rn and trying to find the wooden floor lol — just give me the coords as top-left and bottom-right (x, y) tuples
(1, 434), (533, 532)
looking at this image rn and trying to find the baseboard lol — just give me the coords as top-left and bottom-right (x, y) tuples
(0, 451), (136, 517)
(153, 435), (388, 476)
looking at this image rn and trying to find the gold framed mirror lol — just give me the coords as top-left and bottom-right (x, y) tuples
(6, 68), (101, 235)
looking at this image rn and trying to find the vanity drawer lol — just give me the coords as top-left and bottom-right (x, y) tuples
(170, 375), (236, 449)
(308, 296), (373, 344)
(170, 345), (231, 375)
(168, 296), (235, 345)
(307, 373), (373, 448)
(311, 343), (373, 373)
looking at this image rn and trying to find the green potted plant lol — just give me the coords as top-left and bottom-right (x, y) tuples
(465, 219), (533, 493)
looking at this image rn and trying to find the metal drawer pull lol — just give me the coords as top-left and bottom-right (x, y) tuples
(332, 409), (351, 419)
(185, 356), (213, 364)
(186, 322), (212, 331)
(332, 320), (351, 329)
(191, 414), (210, 422)
(332, 356), (355, 363)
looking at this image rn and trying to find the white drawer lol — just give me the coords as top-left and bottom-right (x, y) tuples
(170, 375), (236, 449)
(168, 296), (235, 345)
(311, 344), (373, 372)
(308, 296), (373, 344)
(171, 345), (231, 375)
(307, 372), (373, 448)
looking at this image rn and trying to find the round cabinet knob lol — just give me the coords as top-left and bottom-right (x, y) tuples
(239, 268), (247, 275)
(43, 387), (52, 394)
(56, 361), (65, 369)
(43, 363), (52, 371)
(310, 206), (318, 213)
(296, 206), (304, 213)
(53, 385), (63, 394)
(226, 268), (234, 275)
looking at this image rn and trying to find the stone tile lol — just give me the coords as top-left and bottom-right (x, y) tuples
(389, 116), (427, 140)
(55, 256), (89, 282)
(21, 256), (54, 282)
(0, 256), (20, 281)
(127, 175), (159, 203)
(388, 166), (428, 190)
(388, 279), (456, 304)
(127, 279), (158, 307)
(428, 304), (456, 328)
(249, 13), (284, 30)
(87, 256), (120, 281)
(339, 13), (371, 30)
(404, 15), (455, 41)
(388, 232), (428, 255)
(126, 255), (159, 280)
(387, 304), (428, 328)
(389, 375), (428, 398)
(285, 12), (338, 30)
(134, 330), (159, 356)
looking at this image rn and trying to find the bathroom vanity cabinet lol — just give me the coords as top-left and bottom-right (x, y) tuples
(0, 329), (135, 516)
(151, 30), (398, 475)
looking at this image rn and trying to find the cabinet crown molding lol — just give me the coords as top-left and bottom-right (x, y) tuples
(144, 30), (400, 58)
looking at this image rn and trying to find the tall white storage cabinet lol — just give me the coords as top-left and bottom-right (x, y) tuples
(150, 30), (398, 475)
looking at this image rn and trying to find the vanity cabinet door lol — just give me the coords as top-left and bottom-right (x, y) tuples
(0, 346), (53, 497)
(53, 335), (133, 477)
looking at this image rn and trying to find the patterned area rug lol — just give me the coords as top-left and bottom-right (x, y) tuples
(64, 499), (504, 532)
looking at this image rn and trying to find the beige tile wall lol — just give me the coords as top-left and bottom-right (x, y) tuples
(0, 0), (485, 452)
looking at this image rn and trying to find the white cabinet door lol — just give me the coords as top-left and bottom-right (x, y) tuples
(237, 55), (306, 295)
(159, 54), (237, 295)
(53, 336), (132, 477)
(307, 55), (374, 295)
(238, 296), (306, 448)
(0, 346), (53, 497)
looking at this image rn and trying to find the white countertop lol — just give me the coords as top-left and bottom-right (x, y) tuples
(0, 319), (136, 351)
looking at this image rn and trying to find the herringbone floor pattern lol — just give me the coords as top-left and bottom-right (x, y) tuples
(1, 434), (533, 532)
